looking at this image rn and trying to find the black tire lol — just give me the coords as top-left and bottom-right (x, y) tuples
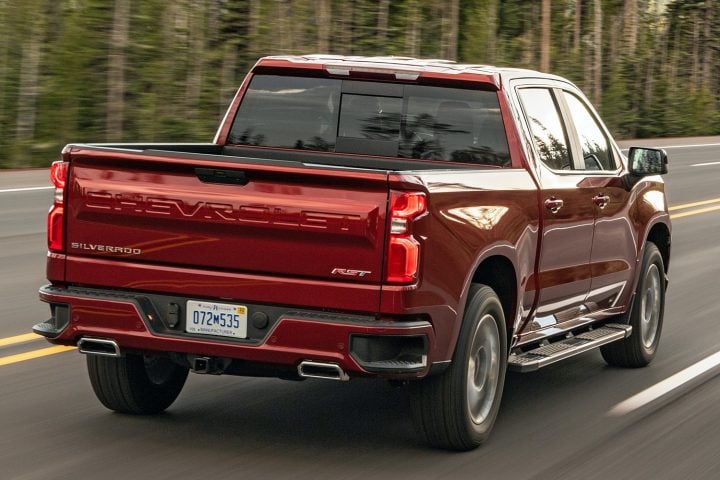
(87, 353), (189, 414)
(601, 242), (666, 368)
(410, 284), (508, 451)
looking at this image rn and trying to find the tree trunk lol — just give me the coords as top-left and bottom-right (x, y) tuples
(0, 2), (7, 140)
(623, 0), (637, 56)
(276, 0), (291, 53)
(644, 20), (666, 109)
(405, 0), (420, 57)
(540, 0), (551, 72)
(248, 0), (262, 58)
(486, 0), (498, 63)
(441, 0), (459, 60)
(207, 0), (219, 45)
(573, 0), (581, 52)
(691, 11), (700, 90)
(106, 0), (129, 142)
(339, 0), (354, 55)
(158, 3), (180, 125)
(185, 0), (205, 127)
(702, 0), (714, 91)
(317, 0), (330, 52)
(522, 2), (539, 69)
(377, 0), (389, 46)
(592, 0), (602, 108)
(15, 12), (43, 141)
(609, 15), (621, 66)
(219, 42), (237, 120)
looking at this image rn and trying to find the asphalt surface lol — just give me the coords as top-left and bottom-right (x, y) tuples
(1, 137), (719, 479)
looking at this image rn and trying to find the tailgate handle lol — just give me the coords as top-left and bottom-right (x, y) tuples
(195, 168), (249, 185)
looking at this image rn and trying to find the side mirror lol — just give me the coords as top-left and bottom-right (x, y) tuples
(628, 147), (668, 176)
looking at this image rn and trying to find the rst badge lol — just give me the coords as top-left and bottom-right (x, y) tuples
(331, 268), (371, 278)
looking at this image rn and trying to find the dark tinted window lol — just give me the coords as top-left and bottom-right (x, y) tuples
(562, 92), (616, 170)
(229, 75), (510, 166)
(400, 85), (509, 166)
(339, 94), (402, 140)
(228, 75), (340, 151)
(518, 88), (571, 170)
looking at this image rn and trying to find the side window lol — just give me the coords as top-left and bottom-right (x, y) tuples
(562, 92), (616, 170)
(518, 88), (572, 170)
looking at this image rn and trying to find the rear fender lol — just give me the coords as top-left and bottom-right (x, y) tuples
(443, 244), (521, 364)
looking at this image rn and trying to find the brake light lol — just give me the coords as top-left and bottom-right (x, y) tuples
(324, 63), (420, 81)
(48, 161), (68, 252)
(386, 192), (426, 284)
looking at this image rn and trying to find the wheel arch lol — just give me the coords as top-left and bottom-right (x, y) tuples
(622, 217), (671, 318)
(646, 221), (671, 274)
(441, 249), (519, 364)
(470, 255), (517, 348)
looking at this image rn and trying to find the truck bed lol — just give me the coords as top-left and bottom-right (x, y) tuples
(77, 143), (491, 172)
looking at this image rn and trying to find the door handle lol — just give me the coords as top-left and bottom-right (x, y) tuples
(544, 197), (564, 213)
(195, 167), (249, 185)
(593, 194), (610, 209)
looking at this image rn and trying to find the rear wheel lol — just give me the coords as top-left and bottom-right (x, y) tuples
(411, 284), (508, 451)
(87, 353), (189, 414)
(601, 242), (666, 368)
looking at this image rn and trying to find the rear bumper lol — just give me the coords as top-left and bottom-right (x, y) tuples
(37, 285), (435, 378)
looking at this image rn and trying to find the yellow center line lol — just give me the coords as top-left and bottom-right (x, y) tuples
(0, 345), (75, 367)
(670, 204), (720, 219)
(669, 197), (720, 211)
(0, 333), (42, 347)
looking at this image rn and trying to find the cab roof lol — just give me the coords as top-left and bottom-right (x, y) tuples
(254, 54), (568, 89)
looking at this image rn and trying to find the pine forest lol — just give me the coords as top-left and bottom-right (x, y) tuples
(0, 0), (718, 167)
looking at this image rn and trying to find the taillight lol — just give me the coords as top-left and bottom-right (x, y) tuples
(386, 192), (426, 284)
(48, 161), (68, 252)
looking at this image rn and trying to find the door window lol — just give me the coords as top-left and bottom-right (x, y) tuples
(562, 92), (616, 170)
(518, 88), (572, 171)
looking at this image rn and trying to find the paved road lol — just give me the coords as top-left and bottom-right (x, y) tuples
(1, 138), (719, 479)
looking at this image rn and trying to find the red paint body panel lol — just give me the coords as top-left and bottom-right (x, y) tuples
(533, 166), (595, 320)
(66, 152), (389, 289)
(380, 169), (539, 359)
(62, 255), (382, 313)
(39, 287), (435, 375)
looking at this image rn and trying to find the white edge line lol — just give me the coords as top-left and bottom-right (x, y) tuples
(0, 186), (53, 194)
(691, 161), (720, 167)
(608, 350), (720, 416)
(659, 143), (720, 149)
(620, 143), (720, 152)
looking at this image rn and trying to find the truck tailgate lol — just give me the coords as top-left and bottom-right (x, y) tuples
(64, 148), (390, 290)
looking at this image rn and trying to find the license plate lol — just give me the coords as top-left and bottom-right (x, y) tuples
(186, 300), (248, 338)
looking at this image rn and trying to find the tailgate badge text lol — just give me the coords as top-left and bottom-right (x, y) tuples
(331, 268), (371, 277)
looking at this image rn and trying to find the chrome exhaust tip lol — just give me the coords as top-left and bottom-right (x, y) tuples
(297, 360), (349, 381)
(77, 337), (121, 357)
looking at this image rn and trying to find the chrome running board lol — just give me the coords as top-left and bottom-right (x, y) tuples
(508, 324), (632, 373)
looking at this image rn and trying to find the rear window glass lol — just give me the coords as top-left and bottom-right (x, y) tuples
(228, 75), (510, 167)
(339, 94), (402, 140)
(228, 76), (340, 152)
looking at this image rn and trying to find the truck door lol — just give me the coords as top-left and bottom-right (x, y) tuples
(558, 90), (636, 314)
(516, 87), (595, 330)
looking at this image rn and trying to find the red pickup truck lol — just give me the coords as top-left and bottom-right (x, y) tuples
(36, 55), (671, 450)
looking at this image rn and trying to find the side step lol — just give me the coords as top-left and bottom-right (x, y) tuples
(508, 323), (632, 373)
